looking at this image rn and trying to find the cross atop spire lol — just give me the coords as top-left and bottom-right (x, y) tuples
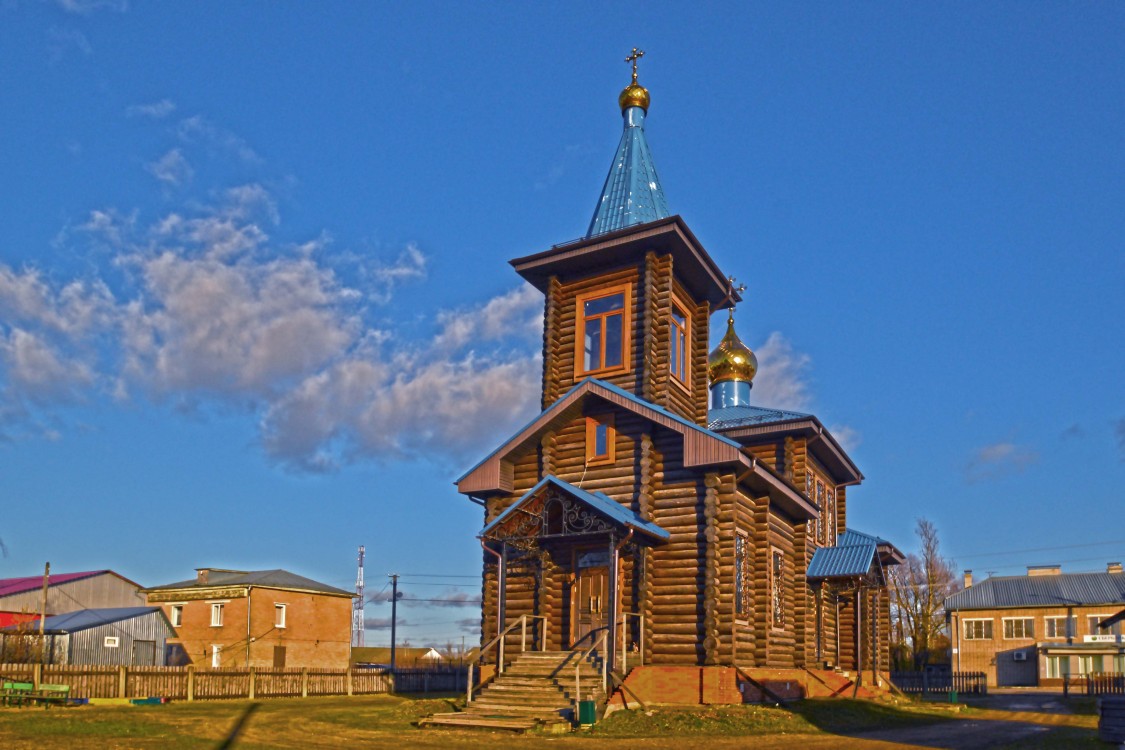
(625, 48), (645, 84)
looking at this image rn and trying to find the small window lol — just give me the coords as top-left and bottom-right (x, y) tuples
(104, 636), (120, 648)
(211, 603), (224, 627)
(575, 285), (631, 377)
(1044, 616), (1075, 639)
(1003, 617), (1034, 639)
(1045, 656), (1065, 679)
(669, 298), (690, 387)
(734, 531), (751, 619)
(964, 619), (993, 640)
(170, 604), (183, 628)
(771, 548), (785, 629)
(275, 603), (287, 628)
(585, 414), (615, 465)
(211, 645), (222, 668)
(1089, 615), (1121, 636)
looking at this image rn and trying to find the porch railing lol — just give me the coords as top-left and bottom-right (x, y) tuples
(574, 627), (608, 714)
(1088, 673), (1125, 696)
(465, 614), (546, 704)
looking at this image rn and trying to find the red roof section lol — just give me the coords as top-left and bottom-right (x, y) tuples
(0, 571), (109, 598)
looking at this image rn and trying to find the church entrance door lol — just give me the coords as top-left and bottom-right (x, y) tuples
(572, 548), (610, 646)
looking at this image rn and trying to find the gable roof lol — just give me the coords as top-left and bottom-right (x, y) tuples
(480, 476), (670, 543)
(143, 569), (353, 597)
(709, 405), (863, 485)
(0, 570), (139, 599)
(8, 607), (166, 634)
(944, 571), (1125, 611)
(807, 529), (903, 581)
(457, 377), (816, 520)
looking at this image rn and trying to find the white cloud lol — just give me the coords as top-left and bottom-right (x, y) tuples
(126, 99), (176, 119)
(146, 148), (193, 186)
(176, 115), (260, 164)
(55, 0), (127, 13)
(965, 441), (1039, 483)
(433, 283), (542, 350)
(2, 180), (542, 472)
(46, 27), (92, 62)
(828, 424), (861, 453)
(751, 331), (811, 411)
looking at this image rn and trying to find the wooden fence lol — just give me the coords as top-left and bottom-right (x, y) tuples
(890, 671), (988, 696)
(1087, 673), (1125, 696)
(0, 663), (393, 701)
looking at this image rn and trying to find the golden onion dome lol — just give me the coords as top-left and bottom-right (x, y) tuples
(708, 310), (758, 385)
(619, 82), (650, 112)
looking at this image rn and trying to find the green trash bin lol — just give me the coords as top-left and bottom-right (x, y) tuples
(950, 690), (958, 704)
(578, 700), (597, 725)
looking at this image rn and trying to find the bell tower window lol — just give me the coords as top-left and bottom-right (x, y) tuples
(669, 296), (690, 387)
(576, 284), (631, 377)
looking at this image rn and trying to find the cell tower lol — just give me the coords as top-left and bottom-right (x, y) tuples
(352, 545), (365, 648)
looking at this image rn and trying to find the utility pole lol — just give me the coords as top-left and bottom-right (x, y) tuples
(352, 546), (366, 648)
(39, 562), (49, 665)
(388, 573), (399, 671)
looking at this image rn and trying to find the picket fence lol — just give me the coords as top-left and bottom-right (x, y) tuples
(1087, 673), (1125, 696)
(0, 663), (393, 700)
(889, 670), (988, 695)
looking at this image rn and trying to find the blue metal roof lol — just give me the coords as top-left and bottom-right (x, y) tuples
(480, 475), (670, 541)
(586, 106), (670, 238)
(944, 572), (1125, 611)
(15, 607), (163, 633)
(708, 404), (813, 431)
(807, 530), (899, 580)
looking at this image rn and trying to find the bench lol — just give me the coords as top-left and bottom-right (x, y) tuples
(1, 681), (35, 707)
(33, 683), (71, 708)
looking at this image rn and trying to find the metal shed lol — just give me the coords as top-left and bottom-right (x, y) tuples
(1, 606), (174, 666)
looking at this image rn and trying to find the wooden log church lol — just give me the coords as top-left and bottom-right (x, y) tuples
(455, 53), (903, 698)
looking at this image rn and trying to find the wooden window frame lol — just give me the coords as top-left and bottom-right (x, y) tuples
(1044, 615), (1075, 639)
(1002, 616), (1035, 640)
(770, 546), (786, 631)
(668, 292), (691, 393)
(275, 603), (287, 629)
(734, 530), (751, 623)
(963, 618), (993, 640)
(585, 414), (616, 466)
(574, 283), (632, 379)
(169, 603), (184, 628)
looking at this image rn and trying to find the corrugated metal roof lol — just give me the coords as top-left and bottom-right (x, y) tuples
(144, 569), (353, 597)
(0, 571), (110, 598)
(586, 105), (671, 238)
(944, 572), (1125, 611)
(708, 405), (812, 431)
(806, 530), (900, 580)
(9, 607), (161, 633)
(481, 475), (670, 542)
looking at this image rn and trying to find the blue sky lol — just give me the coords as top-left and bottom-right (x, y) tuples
(1, 2), (1122, 647)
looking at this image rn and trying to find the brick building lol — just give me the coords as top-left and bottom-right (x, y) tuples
(944, 564), (1125, 687)
(143, 568), (354, 669)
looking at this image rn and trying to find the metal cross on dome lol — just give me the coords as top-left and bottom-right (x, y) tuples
(625, 48), (645, 84)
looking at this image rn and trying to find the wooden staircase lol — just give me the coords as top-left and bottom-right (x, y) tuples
(421, 649), (605, 733)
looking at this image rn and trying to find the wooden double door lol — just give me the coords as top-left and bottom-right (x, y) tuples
(572, 548), (611, 647)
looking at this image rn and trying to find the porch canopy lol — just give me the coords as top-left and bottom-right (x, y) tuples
(807, 529), (904, 584)
(480, 475), (668, 549)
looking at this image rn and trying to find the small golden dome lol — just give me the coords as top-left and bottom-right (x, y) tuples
(708, 310), (758, 385)
(619, 82), (650, 112)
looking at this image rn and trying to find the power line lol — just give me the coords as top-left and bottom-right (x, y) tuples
(950, 538), (1125, 562)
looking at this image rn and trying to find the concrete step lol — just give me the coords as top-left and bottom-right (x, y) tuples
(422, 713), (541, 732)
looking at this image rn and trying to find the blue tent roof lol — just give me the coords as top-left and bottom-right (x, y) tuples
(709, 405), (812, 431)
(807, 530), (898, 580)
(586, 106), (670, 238)
(9, 607), (164, 634)
(481, 475), (669, 542)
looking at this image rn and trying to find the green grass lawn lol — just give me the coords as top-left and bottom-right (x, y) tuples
(0, 693), (1103, 749)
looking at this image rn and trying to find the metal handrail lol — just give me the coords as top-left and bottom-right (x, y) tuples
(465, 614), (547, 704)
(573, 627), (608, 714)
(617, 612), (644, 671)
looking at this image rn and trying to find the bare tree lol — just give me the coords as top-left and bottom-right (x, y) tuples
(889, 518), (958, 670)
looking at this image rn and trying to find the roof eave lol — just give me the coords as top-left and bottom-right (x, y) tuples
(509, 215), (734, 308)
